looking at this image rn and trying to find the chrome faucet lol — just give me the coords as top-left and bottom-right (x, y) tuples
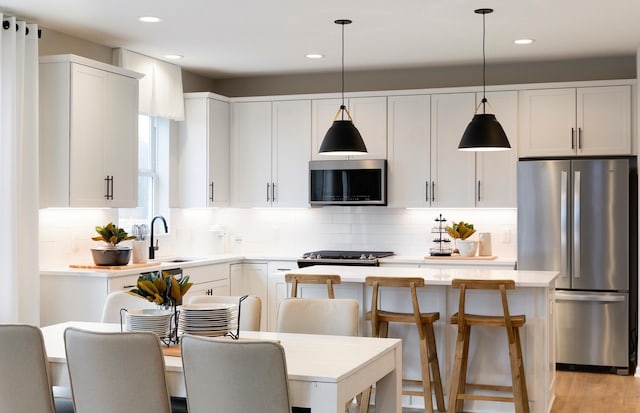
(149, 215), (168, 259)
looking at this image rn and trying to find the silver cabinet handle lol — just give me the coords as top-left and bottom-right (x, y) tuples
(425, 181), (429, 203)
(560, 170), (569, 279)
(271, 182), (276, 202)
(477, 180), (481, 202)
(578, 127), (582, 149)
(431, 181), (435, 202)
(266, 182), (270, 202)
(104, 175), (113, 200)
(571, 127), (575, 149)
(209, 182), (214, 202)
(573, 170), (581, 278)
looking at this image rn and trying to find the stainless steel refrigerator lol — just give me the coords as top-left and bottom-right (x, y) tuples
(517, 157), (637, 375)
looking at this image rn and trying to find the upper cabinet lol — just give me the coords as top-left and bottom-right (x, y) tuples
(311, 96), (387, 160)
(39, 55), (142, 208)
(430, 93), (477, 208)
(178, 93), (230, 207)
(231, 99), (311, 208)
(475, 90), (519, 207)
(519, 85), (632, 157)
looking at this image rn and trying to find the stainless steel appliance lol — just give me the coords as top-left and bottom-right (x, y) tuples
(517, 157), (637, 375)
(309, 159), (387, 206)
(297, 250), (394, 268)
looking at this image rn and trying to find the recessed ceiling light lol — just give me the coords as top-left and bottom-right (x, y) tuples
(514, 38), (535, 45)
(138, 16), (162, 23)
(165, 54), (183, 60)
(305, 54), (325, 59)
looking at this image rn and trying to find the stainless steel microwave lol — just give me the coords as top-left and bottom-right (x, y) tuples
(309, 159), (387, 206)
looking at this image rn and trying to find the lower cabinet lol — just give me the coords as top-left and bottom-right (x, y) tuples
(182, 263), (230, 300)
(230, 262), (269, 331)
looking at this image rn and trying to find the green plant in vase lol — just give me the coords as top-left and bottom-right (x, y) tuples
(90, 222), (136, 266)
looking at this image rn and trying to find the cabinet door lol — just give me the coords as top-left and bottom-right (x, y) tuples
(476, 90), (518, 207)
(208, 99), (230, 205)
(230, 263), (268, 331)
(230, 101), (272, 207)
(430, 93), (476, 208)
(577, 85), (631, 155)
(349, 96), (387, 160)
(272, 100), (311, 207)
(106, 72), (138, 207)
(387, 94), (431, 207)
(311, 98), (345, 160)
(69, 63), (109, 207)
(178, 97), (209, 207)
(519, 88), (576, 157)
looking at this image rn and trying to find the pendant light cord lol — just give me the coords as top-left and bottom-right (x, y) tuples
(341, 21), (345, 120)
(482, 11), (487, 114)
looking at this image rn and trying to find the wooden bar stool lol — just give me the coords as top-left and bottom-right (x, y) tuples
(364, 276), (446, 413)
(448, 279), (529, 413)
(285, 273), (341, 298)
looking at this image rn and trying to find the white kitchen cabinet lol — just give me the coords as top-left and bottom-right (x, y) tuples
(181, 263), (230, 301)
(475, 90), (519, 207)
(177, 93), (229, 207)
(430, 93), (477, 208)
(39, 55), (142, 208)
(231, 100), (310, 208)
(387, 94), (431, 207)
(230, 262), (269, 330)
(519, 85), (631, 157)
(311, 96), (387, 161)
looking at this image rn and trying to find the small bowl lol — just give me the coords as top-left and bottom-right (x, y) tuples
(457, 240), (478, 257)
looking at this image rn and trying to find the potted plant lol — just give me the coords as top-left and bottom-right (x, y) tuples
(90, 222), (136, 266)
(446, 221), (477, 256)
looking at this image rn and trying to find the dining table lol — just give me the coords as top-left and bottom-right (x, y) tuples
(41, 321), (403, 412)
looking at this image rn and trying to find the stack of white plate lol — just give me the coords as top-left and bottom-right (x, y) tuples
(123, 308), (173, 338)
(178, 303), (237, 337)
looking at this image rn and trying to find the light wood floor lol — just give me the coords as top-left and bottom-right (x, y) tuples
(358, 371), (640, 412)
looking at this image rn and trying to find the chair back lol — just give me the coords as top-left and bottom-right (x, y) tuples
(285, 273), (341, 298)
(451, 278), (517, 341)
(101, 290), (157, 323)
(181, 335), (291, 413)
(64, 327), (171, 413)
(0, 325), (56, 413)
(365, 276), (426, 337)
(186, 295), (262, 331)
(276, 298), (359, 336)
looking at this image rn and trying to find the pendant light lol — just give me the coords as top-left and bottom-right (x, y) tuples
(319, 19), (368, 155)
(458, 8), (511, 152)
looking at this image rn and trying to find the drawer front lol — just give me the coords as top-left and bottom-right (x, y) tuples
(108, 275), (139, 293)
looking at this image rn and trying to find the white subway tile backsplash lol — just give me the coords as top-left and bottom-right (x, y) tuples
(39, 207), (517, 268)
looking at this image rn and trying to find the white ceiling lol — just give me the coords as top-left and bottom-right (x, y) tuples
(2, 0), (640, 79)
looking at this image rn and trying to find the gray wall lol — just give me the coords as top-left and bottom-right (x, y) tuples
(211, 55), (636, 97)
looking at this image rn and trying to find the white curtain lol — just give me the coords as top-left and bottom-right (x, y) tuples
(113, 48), (185, 121)
(0, 15), (40, 324)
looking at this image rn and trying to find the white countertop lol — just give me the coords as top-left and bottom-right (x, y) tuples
(286, 265), (557, 287)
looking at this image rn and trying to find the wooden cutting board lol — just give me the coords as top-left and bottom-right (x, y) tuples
(423, 255), (498, 260)
(69, 262), (159, 270)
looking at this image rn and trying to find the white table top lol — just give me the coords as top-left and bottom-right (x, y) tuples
(41, 321), (402, 383)
(287, 265), (558, 287)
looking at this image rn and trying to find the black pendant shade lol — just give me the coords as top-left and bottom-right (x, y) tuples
(458, 8), (511, 152)
(319, 119), (367, 154)
(319, 19), (368, 155)
(458, 113), (511, 151)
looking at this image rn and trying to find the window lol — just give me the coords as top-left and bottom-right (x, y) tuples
(119, 115), (169, 230)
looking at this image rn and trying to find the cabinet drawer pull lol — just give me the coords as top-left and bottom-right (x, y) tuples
(431, 181), (435, 202)
(272, 182), (276, 203)
(578, 127), (582, 149)
(571, 128), (575, 149)
(104, 175), (114, 200)
(266, 182), (270, 202)
(477, 180), (481, 202)
(425, 181), (429, 203)
(122, 284), (136, 289)
(209, 182), (214, 202)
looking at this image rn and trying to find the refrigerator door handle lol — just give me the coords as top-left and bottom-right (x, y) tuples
(573, 170), (581, 278)
(556, 292), (626, 303)
(560, 170), (569, 280)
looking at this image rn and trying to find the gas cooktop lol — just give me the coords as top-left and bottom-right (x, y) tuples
(298, 250), (394, 268)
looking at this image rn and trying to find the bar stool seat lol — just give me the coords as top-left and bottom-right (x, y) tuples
(364, 276), (446, 413)
(448, 279), (529, 413)
(285, 273), (341, 298)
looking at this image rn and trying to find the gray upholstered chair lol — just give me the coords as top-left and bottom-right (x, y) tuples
(64, 327), (171, 413)
(0, 324), (57, 413)
(186, 294), (262, 331)
(275, 297), (359, 336)
(101, 290), (157, 323)
(181, 335), (291, 413)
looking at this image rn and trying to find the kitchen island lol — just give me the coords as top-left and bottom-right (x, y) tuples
(276, 265), (557, 413)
